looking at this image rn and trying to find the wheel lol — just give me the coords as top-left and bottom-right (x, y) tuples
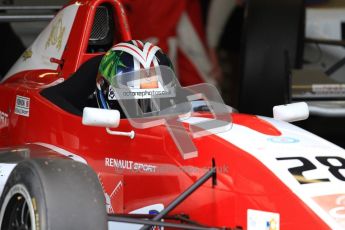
(239, 0), (305, 116)
(0, 159), (107, 230)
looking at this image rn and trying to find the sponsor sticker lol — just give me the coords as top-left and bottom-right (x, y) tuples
(98, 173), (124, 214)
(313, 194), (345, 228)
(312, 84), (345, 95)
(105, 158), (157, 173)
(108, 85), (116, 100)
(22, 49), (32, 61)
(15, 95), (30, 117)
(247, 209), (280, 230)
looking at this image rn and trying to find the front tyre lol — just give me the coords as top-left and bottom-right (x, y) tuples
(0, 159), (107, 230)
(0, 184), (36, 230)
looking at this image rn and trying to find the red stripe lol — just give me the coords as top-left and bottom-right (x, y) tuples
(114, 44), (145, 60)
(136, 40), (144, 49)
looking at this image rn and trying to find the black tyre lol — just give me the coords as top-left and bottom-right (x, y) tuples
(239, 0), (305, 116)
(0, 159), (107, 230)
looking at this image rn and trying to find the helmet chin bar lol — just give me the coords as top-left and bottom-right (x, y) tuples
(106, 128), (135, 139)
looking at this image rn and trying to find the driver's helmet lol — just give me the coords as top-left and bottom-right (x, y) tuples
(96, 40), (174, 112)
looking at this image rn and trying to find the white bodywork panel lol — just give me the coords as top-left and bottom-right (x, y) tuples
(184, 116), (345, 229)
(108, 204), (164, 230)
(0, 143), (87, 197)
(2, 4), (79, 81)
(0, 164), (17, 196)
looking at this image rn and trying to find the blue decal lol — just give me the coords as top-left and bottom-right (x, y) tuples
(267, 136), (299, 144)
(149, 210), (162, 230)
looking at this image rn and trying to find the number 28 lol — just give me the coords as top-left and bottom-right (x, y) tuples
(277, 156), (345, 184)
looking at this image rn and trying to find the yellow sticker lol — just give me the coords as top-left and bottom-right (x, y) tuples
(22, 49), (32, 61)
(45, 17), (66, 51)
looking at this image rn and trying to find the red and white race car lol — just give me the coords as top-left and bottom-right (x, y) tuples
(1, 0), (345, 229)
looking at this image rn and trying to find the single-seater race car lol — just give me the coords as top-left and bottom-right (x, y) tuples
(1, 0), (345, 229)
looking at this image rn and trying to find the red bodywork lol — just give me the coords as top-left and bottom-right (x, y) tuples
(0, 0), (332, 229)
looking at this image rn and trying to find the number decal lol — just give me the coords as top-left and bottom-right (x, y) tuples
(277, 157), (330, 184)
(316, 156), (345, 182)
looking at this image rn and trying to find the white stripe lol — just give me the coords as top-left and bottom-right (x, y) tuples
(133, 58), (140, 87)
(108, 204), (164, 230)
(177, 13), (215, 85)
(113, 42), (145, 55)
(113, 42), (146, 60)
(113, 46), (146, 65)
(145, 46), (161, 68)
(132, 40), (139, 47)
(152, 56), (159, 68)
(206, 0), (235, 48)
(33, 142), (87, 164)
(113, 42), (161, 69)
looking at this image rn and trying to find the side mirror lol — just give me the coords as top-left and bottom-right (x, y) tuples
(273, 102), (309, 122)
(82, 107), (120, 128)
